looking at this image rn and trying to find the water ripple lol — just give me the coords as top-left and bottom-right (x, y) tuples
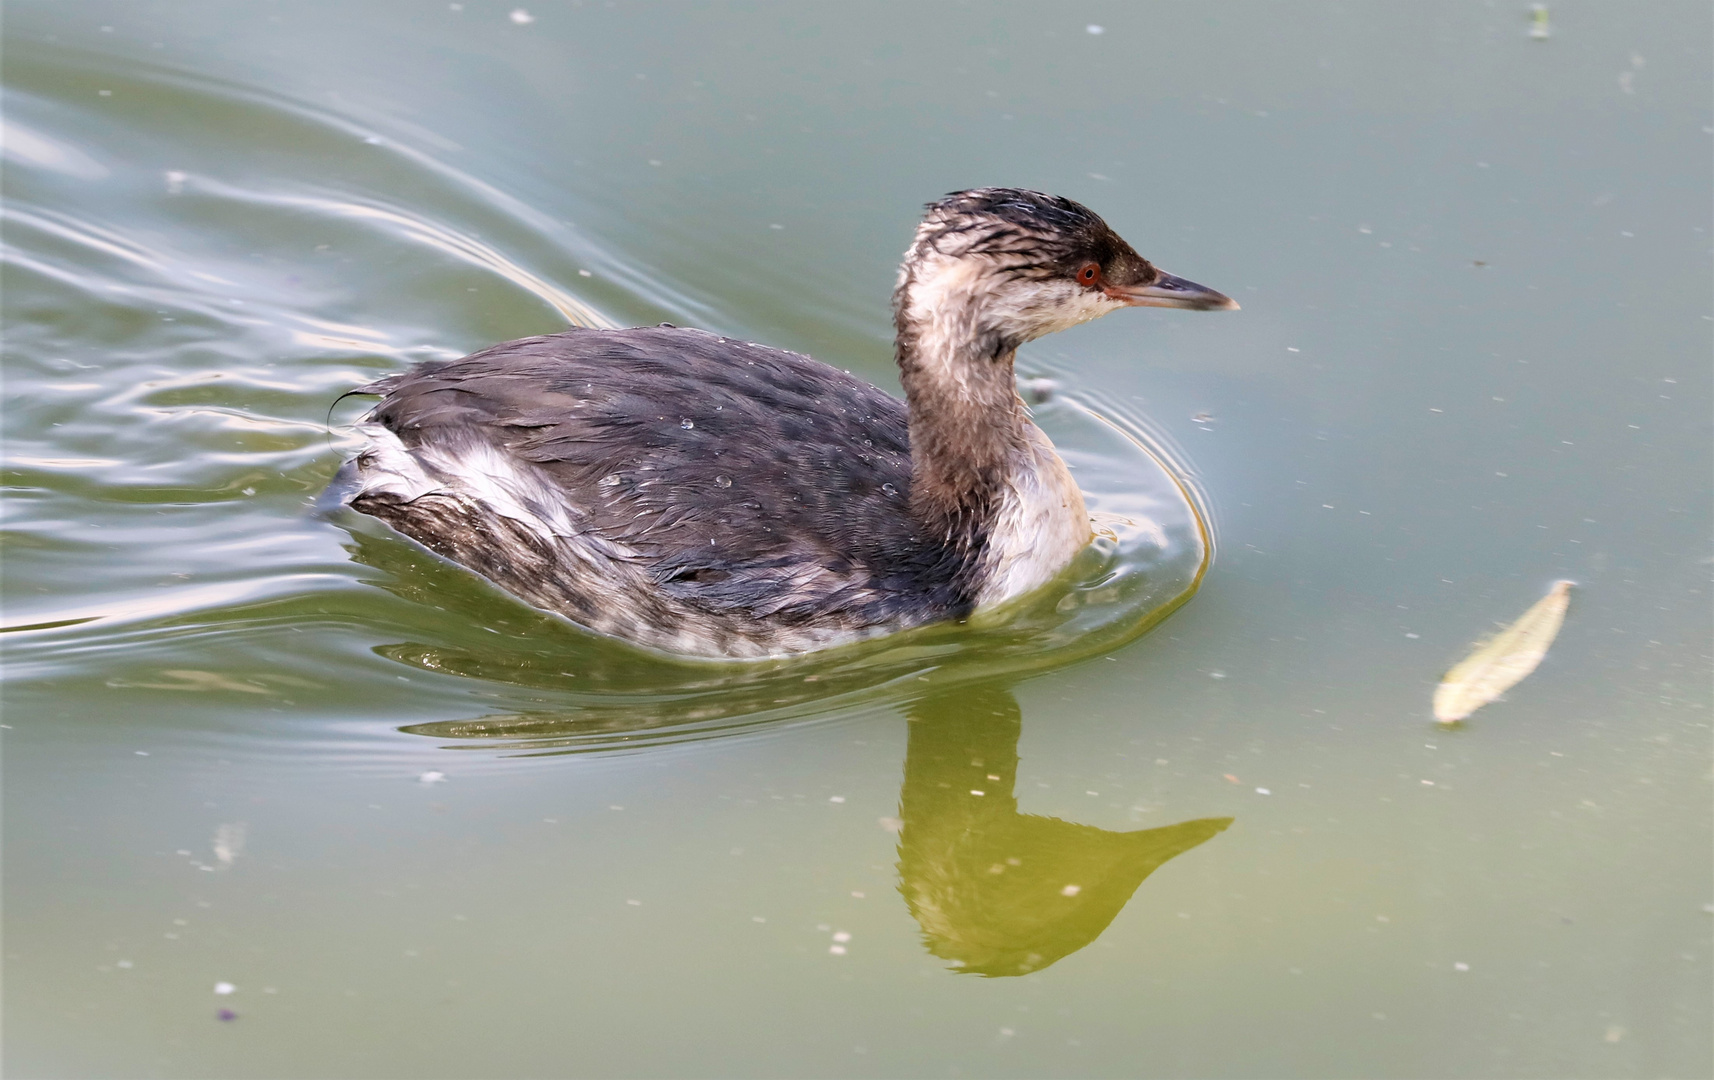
(2, 42), (1211, 766)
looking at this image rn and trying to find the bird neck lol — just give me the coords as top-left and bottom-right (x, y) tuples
(893, 299), (1029, 548)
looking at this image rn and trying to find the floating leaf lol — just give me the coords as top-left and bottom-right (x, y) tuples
(1433, 580), (1573, 723)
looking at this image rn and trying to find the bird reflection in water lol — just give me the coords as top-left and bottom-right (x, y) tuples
(897, 685), (1230, 977)
(402, 659), (1231, 976)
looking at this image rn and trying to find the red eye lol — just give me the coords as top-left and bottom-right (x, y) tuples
(1076, 263), (1100, 286)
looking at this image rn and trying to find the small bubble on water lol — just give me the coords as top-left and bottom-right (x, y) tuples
(1085, 24), (1104, 34)
(1020, 376), (1058, 403)
(214, 982), (236, 995)
(509, 8), (534, 24)
(1529, 3), (1550, 39)
(1061, 884), (1081, 896)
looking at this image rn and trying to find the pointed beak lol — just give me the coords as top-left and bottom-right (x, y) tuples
(1106, 271), (1239, 311)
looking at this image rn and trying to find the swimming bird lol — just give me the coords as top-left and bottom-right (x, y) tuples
(329, 188), (1235, 658)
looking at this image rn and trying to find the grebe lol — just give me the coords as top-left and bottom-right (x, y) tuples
(330, 188), (1235, 658)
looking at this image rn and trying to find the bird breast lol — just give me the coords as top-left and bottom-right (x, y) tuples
(975, 422), (1093, 608)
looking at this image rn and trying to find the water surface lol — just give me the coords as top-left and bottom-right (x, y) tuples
(4, 3), (1710, 1077)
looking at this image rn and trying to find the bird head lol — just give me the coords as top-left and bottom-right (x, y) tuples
(895, 188), (1236, 356)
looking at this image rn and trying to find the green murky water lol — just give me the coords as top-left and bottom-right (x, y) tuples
(4, 3), (1710, 1076)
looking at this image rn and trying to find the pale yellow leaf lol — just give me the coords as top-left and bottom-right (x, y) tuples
(1433, 580), (1573, 723)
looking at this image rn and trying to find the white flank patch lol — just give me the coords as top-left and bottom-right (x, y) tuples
(348, 423), (446, 503)
(351, 424), (600, 548)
